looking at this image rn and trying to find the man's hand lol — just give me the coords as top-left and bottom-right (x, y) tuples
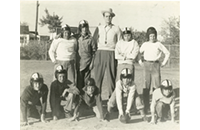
(28, 101), (33, 105)
(20, 121), (29, 126)
(40, 114), (47, 123)
(149, 115), (156, 124)
(61, 89), (69, 97)
(53, 60), (57, 64)
(55, 33), (61, 39)
(138, 60), (144, 67)
(161, 62), (166, 67)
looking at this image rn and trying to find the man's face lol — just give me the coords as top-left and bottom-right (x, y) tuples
(123, 34), (132, 42)
(122, 78), (132, 86)
(86, 85), (95, 95)
(33, 81), (42, 91)
(103, 12), (113, 24)
(162, 89), (172, 97)
(57, 73), (66, 83)
(149, 33), (156, 43)
(63, 30), (70, 39)
(81, 27), (89, 37)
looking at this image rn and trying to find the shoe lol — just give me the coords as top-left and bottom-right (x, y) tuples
(53, 116), (58, 121)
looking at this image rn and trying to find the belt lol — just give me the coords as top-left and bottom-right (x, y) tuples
(144, 60), (159, 63)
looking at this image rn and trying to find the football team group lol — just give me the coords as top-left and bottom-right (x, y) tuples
(20, 8), (176, 126)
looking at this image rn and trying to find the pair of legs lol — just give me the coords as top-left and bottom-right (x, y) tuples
(53, 60), (76, 86)
(77, 65), (91, 92)
(155, 101), (170, 121)
(93, 50), (117, 99)
(50, 93), (77, 120)
(107, 90), (146, 119)
(143, 61), (161, 114)
(70, 97), (103, 121)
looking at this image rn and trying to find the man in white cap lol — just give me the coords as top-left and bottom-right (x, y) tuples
(93, 8), (122, 99)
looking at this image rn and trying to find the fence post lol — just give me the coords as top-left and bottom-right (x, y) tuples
(45, 41), (48, 60)
(167, 45), (171, 67)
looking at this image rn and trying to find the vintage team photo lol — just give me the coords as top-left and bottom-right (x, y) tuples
(20, 1), (180, 130)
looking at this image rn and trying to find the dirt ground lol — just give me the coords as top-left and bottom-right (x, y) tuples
(20, 60), (180, 130)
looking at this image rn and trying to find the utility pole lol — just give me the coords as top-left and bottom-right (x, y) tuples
(35, 0), (39, 40)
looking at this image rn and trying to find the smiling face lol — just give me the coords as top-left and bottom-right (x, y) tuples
(149, 33), (156, 43)
(81, 27), (89, 37)
(57, 73), (66, 83)
(63, 30), (71, 39)
(103, 12), (113, 25)
(33, 81), (42, 91)
(86, 85), (95, 96)
(121, 77), (132, 86)
(123, 33), (132, 42)
(162, 88), (172, 97)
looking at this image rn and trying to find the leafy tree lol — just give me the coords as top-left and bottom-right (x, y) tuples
(160, 16), (180, 45)
(39, 9), (63, 33)
(132, 31), (146, 46)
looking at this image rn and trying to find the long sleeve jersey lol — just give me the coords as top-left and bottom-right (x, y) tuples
(115, 39), (139, 64)
(139, 41), (170, 63)
(48, 37), (77, 62)
(20, 84), (48, 122)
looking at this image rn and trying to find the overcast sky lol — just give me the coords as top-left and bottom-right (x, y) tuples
(20, 0), (180, 35)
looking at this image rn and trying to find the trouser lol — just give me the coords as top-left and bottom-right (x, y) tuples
(77, 65), (91, 92)
(73, 95), (104, 119)
(116, 64), (135, 82)
(156, 101), (170, 119)
(20, 100), (42, 122)
(61, 93), (76, 113)
(53, 60), (76, 86)
(93, 50), (117, 99)
(143, 61), (161, 113)
(107, 90), (145, 116)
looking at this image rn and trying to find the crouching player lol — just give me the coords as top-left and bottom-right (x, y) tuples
(20, 72), (48, 126)
(150, 79), (176, 124)
(107, 68), (148, 123)
(69, 78), (106, 122)
(50, 65), (80, 121)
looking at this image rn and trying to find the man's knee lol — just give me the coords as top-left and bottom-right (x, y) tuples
(156, 101), (164, 108)
(135, 97), (144, 110)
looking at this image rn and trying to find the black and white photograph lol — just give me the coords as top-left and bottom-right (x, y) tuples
(19, 0), (181, 130)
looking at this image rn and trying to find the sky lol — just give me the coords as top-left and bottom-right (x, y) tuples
(20, 0), (180, 35)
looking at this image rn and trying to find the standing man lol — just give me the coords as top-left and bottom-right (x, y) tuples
(93, 8), (122, 99)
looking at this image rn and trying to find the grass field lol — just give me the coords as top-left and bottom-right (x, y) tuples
(20, 60), (179, 130)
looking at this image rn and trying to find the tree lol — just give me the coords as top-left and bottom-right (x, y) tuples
(39, 9), (63, 33)
(160, 16), (180, 45)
